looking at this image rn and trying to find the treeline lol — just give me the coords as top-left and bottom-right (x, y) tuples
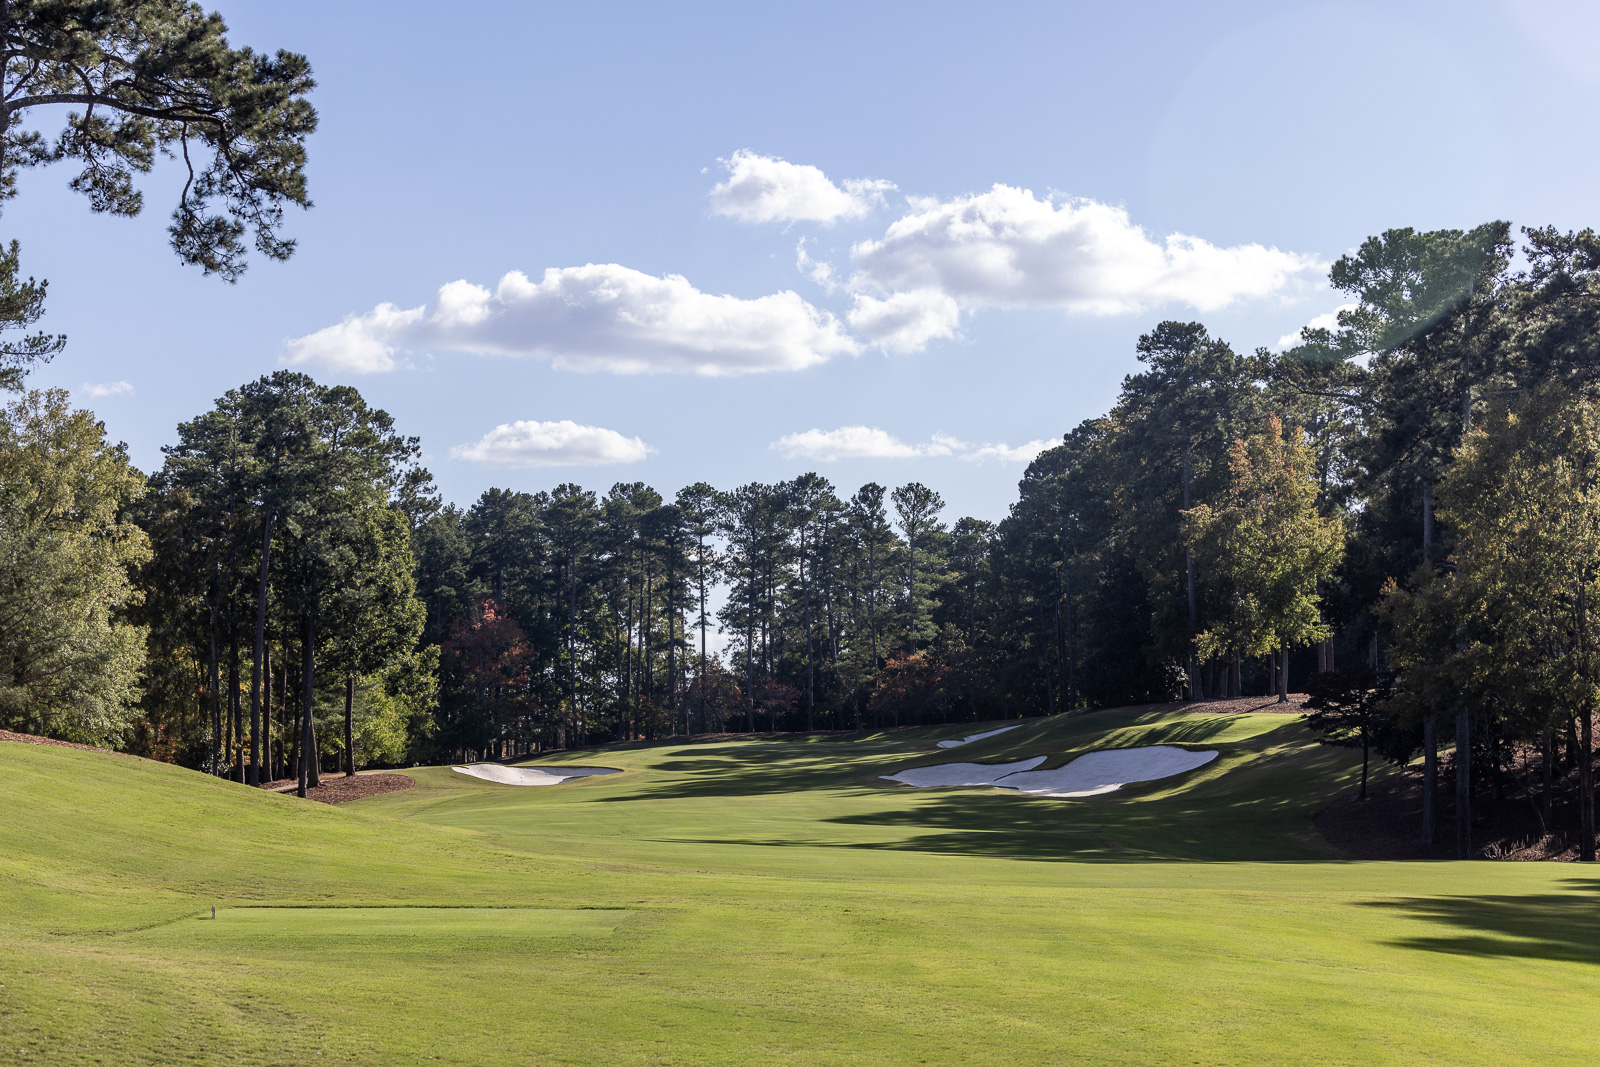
(411, 477), (998, 753)
(6, 219), (1600, 859)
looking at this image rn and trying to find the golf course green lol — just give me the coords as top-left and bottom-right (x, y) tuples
(3, 704), (1595, 1065)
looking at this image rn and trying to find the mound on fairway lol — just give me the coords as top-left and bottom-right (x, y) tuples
(994, 745), (1219, 797)
(5, 702), (1599, 1067)
(883, 745), (1216, 797)
(882, 755), (1045, 788)
(936, 724), (1022, 748)
(452, 764), (621, 786)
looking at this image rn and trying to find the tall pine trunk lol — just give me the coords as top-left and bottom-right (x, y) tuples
(309, 718), (321, 787)
(567, 551), (579, 748)
(1359, 722), (1370, 800)
(1422, 715), (1437, 846)
(286, 647), (298, 779)
(249, 510), (274, 787)
(1182, 419), (1200, 701)
(208, 603), (222, 777)
(297, 569), (319, 799)
(263, 647), (273, 781)
(745, 576), (756, 733)
(697, 552), (707, 736)
(1542, 733), (1554, 829)
(802, 531), (814, 733)
(1582, 711), (1596, 862)
(1455, 703), (1472, 859)
(229, 628), (242, 782)
(1042, 604), (1056, 716)
(907, 523), (917, 651)
(668, 551), (678, 737)
(1064, 577), (1074, 712)
(344, 674), (355, 776)
(281, 647), (292, 781)
(1580, 578), (1594, 861)
(644, 572), (654, 738)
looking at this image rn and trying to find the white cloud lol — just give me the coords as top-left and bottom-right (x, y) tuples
(283, 264), (860, 377)
(283, 303), (423, 374)
(710, 150), (895, 224)
(772, 427), (1047, 464)
(78, 380), (133, 398)
(795, 237), (838, 290)
(847, 289), (961, 354)
(773, 426), (962, 461)
(847, 185), (1321, 350)
(1275, 303), (1357, 350)
(451, 420), (652, 468)
(962, 438), (1056, 464)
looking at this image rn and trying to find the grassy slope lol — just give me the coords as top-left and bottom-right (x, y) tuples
(2, 707), (1598, 1066)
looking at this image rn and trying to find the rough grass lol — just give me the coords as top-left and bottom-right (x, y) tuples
(2, 706), (1597, 1065)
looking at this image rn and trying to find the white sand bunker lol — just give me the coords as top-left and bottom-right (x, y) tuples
(452, 764), (621, 786)
(882, 756), (1045, 788)
(883, 745), (1217, 799)
(936, 725), (1022, 749)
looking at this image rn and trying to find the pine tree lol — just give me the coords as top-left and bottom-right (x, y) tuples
(1186, 416), (1344, 701)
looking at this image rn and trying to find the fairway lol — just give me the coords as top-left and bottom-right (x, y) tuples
(3, 705), (1597, 1066)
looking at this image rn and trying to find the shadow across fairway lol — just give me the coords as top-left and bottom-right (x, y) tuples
(1128, 717), (1249, 745)
(1360, 878), (1600, 965)
(593, 744), (910, 802)
(661, 776), (1342, 863)
(586, 723), (1357, 862)
(825, 788), (1336, 862)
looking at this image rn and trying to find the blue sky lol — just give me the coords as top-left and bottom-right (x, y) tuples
(12, 0), (1600, 521)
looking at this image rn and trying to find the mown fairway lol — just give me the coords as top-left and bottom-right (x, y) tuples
(3, 706), (1597, 1065)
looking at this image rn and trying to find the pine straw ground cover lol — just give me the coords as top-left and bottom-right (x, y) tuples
(1, 704), (1598, 1065)
(0, 730), (418, 805)
(0, 729), (109, 751)
(261, 774), (416, 804)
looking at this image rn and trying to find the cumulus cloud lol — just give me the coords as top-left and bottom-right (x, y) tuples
(78, 380), (134, 398)
(710, 150), (895, 224)
(773, 427), (1048, 464)
(962, 438), (1056, 464)
(847, 185), (1321, 350)
(773, 426), (962, 461)
(1275, 303), (1358, 350)
(795, 237), (838, 290)
(283, 303), (423, 374)
(847, 289), (961, 354)
(451, 420), (652, 468)
(284, 264), (860, 376)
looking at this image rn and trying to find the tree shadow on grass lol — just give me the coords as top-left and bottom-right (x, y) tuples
(1131, 717), (1256, 745)
(828, 789), (1336, 862)
(1358, 879), (1600, 965)
(591, 760), (881, 801)
(592, 741), (922, 802)
(665, 780), (1340, 863)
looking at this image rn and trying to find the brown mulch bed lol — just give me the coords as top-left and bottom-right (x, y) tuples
(261, 773), (416, 805)
(0, 729), (111, 752)
(1184, 694), (1311, 715)
(1317, 768), (1585, 861)
(672, 696), (1314, 742)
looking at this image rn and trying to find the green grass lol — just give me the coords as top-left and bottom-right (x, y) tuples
(2, 706), (1598, 1065)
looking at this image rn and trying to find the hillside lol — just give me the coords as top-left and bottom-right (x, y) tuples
(3, 707), (1597, 1066)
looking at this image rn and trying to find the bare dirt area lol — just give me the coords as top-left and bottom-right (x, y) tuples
(1175, 694), (1311, 716)
(0, 729), (111, 752)
(262, 773), (416, 804)
(689, 696), (1312, 741)
(1317, 769), (1584, 861)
